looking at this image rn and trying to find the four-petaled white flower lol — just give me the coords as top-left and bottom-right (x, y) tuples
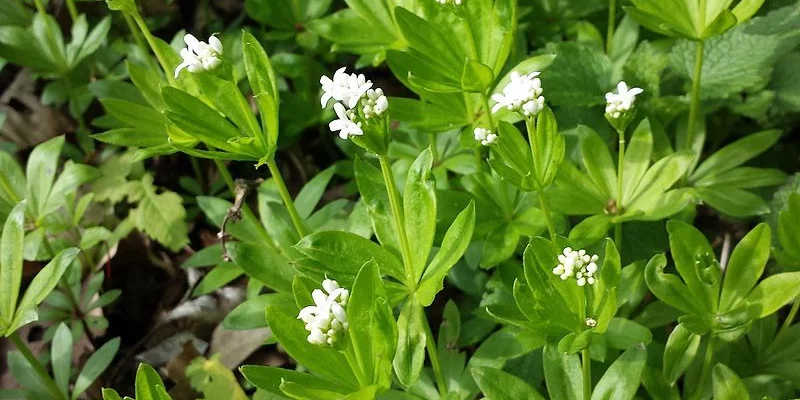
(329, 103), (363, 139)
(491, 71), (545, 117)
(585, 317), (597, 327)
(297, 278), (350, 346)
(473, 127), (497, 146)
(552, 247), (600, 287)
(605, 81), (643, 119)
(174, 34), (223, 78)
(320, 67), (373, 109)
(363, 88), (388, 118)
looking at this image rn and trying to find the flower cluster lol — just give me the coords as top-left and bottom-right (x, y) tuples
(174, 34), (223, 78)
(321, 67), (388, 140)
(605, 81), (643, 119)
(435, 0), (463, 5)
(297, 279), (350, 346)
(552, 247), (599, 287)
(585, 317), (597, 327)
(491, 71), (545, 117)
(473, 127), (497, 146)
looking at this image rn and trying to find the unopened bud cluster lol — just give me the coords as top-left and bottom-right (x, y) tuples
(297, 279), (350, 346)
(553, 247), (599, 287)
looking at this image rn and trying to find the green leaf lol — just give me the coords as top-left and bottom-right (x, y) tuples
(222, 294), (280, 330)
(194, 73), (263, 148)
(294, 231), (405, 283)
(712, 363), (749, 400)
(720, 223), (770, 310)
(192, 263), (243, 297)
(665, 221), (716, 313)
(0, 151), (26, 207)
(543, 345), (582, 400)
(663, 323), (701, 384)
(228, 242), (293, 292)
(690, 130), (782, 183)
(295, 166), (336, 219)
(354, 157), (399, 254)
(393, 299), (426, 387)
(404, 148), (436, 281)
(125, 175), (189, 251)
(590, 345), (647, 400)
(579, 126), (616, 196)
(72, 338), (120, 400)
(135, 363), (172, 400)
(604, 317), (652, 349)
(161, 86), (253, 157)
(394, 7), (463, 74)
(43, 162), (101, 218)
(105, 0), (137, 14)
(744, 271), (800, 318)
(644, 253), (704, 316)
(695, 187), (770, 217)
(348, 261), (397, 389)
(557, 331), (592, 354)
(26, 136), (64, 217)
(9, 247), (79, 333)
(185, 355), (248, 400)
(461, 59), (494, 93)
(101, 388), (123, 400)
(539, 42), (611, 107)
(416, 201), (475, 306)
(532, 106), (566, 189)
(622, 120), (654, 202)
(240, 365), (350, 398)
(471, 366), (545, 400)
(52, 323), (72, 396)
(80, 227), (113, 250)
(0, 201), (25, 326)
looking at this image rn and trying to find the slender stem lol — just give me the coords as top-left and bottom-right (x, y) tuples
(213, 159), (283, 254)
(65, 0), (78, 22)
(428, 133), (438, 162)
(130, 12), (175, 84)
(420, 306), (448, 396)
(691, 336), (717, 400)
(615, 129), (625, 250)
(190, 157), (205, 193)
(526, 117), (557, 240)
(122, 13), (159, 72)
(776, 297), (800, 342)
(33, 0), (46, 14)
(482, 93), (496, 132)
(606, 0), (617, 54)
(582, 347), (592, 400)
(378, 155), (415, 287)
(10, 333), (67, 400)
(685, 40), (705, 155)
(266, 159), (308, 238)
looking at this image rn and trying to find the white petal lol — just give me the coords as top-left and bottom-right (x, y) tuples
(208, 35), (223, 54)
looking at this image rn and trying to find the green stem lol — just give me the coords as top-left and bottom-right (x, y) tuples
(33, 0), (46, 14)
(344, 341), (368, 388)
(582, 347), (592, 400)
(606, 0), (616, 54)
(775, 297), (800, 342)
(10, 333), (67, 400)
(482, 93), (496, 132)
(266, 159), (308, 238)
(190, 157), (205, 193)
(130, 12), (175, 84)
(685, 40), (705, 155)
(65, 0), (78, 22)
(420, 306), (448, 396)
(378, 155), (415, 287)
(615, 129), (625, 250)
(526, 117), (557, 240)
(691, 336), (717, 400)
(122, 13), (159, 72)
(213, 159), (283, 255)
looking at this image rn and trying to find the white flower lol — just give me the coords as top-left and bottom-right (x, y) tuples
(491, 71), (545, 117)
(435, 0), (463, 4)
(329, 103), (363, 140)
(320, 67), (373, 109)
(473, 127), (497, 146)
(605, 81), (643, 119)
(297, 278), (350, 346)
(174, 34), (223, 78)
(363, 88), (388, 118)
(585, 317), (597, 327)
(552, 247), (600, 287)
